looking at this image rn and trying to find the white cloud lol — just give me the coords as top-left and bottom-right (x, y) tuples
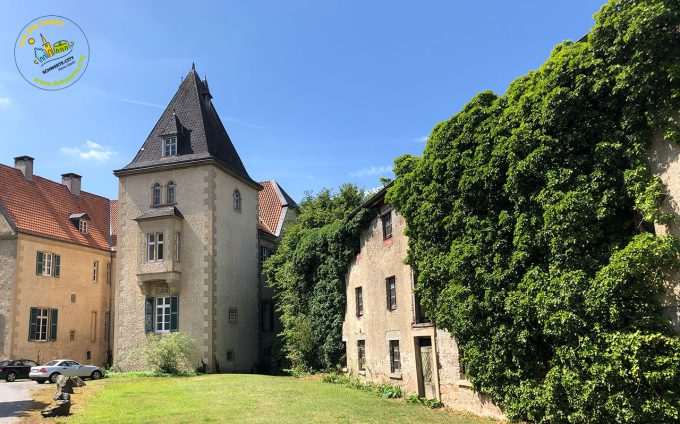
(61, 140), (116, 162)
(350, 165), (392, 177)
(415, 135), (428, 142)
(117, 98), (164, 109)
(0, 97), (12, 106)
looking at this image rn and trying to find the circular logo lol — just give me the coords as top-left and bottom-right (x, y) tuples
(14, 15), (90, 90)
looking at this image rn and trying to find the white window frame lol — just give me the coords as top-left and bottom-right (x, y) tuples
(147, 233), (164, 262)
(36, 308), (49, 341)
(157, 233), (164, 260)
(93, 260), (98, 283)
(163, 137), (177, 157)
(175, 233), (181, 262)
(43, 253), (53, 276)
(79, 219), (88, 234)
(153, 184), (162, 206)
(156, 296), (171, 333)
(167, 182), (176, 204)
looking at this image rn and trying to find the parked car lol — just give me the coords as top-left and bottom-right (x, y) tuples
(0, 359), (39, 382)
(29, 359), (104, 384)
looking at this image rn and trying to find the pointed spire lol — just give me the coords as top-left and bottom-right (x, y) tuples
(191, 62), (195, 70)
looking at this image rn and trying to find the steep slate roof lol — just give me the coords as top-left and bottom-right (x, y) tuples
(114, 64), (259, 188)
(0, 164), (113, 251)
(258, 180), (297, 237)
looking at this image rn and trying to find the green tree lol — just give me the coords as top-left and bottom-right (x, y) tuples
(264, 184), (375, 373)
(388, 0), (680, 422)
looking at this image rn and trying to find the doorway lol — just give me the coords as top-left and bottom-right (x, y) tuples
(415, 337), (435, 398)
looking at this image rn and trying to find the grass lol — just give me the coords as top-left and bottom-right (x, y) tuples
(24, 374), (500, 424)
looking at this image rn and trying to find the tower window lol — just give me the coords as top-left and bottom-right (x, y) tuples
(167, 182), (176, 204)
(163, 137), (177, 157)
(79, 219), (88, 234)
(152, 184), (162, 206)
(233, 190), (241, 212)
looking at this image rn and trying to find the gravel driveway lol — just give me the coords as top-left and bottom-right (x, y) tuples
(0, 380), (44, 423)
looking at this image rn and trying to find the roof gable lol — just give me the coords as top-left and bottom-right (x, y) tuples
(115, 65), (257, 187)
(0, 164), (113, 251)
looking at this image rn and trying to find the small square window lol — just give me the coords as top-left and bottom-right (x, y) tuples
(226, 350), (235, 362)
(228, 308), (238, 322)
(86, 351), (91, 360)
(71, 294), (76, 303)
(69, 330), (75, 341)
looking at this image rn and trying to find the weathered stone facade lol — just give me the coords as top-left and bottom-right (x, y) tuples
(0, 212), (17, 359)
(342, 187), (504, 420)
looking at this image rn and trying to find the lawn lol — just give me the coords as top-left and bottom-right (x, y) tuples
(27, 374), (500, 424)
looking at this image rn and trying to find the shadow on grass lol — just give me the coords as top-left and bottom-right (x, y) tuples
(0, 398), (52, 420)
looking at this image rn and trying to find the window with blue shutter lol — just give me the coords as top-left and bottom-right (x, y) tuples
(144, 297), (154, 332)
(54, 255), (60, 278)
(49, 309), (58, 341)
(28, 308), (38, 340)
(36, 252), (43, 275)
(170, 296), (178, 332)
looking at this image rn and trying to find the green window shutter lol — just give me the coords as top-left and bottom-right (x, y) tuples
(170, 296), (179, 332)
(54, 255), (61, 278)
(144, 297), (154, 332)
(28, 308), (38, 341)
(36, 251), (43, 275)
(49, 309), (58, 341)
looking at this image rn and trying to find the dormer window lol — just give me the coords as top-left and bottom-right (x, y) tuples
(79, 219), (88, 234)
(163, 137), (177, 157)
(153, 184), (162, 206)
(233, 190), (241, 212)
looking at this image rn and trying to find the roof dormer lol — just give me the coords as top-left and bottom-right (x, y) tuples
(69, 213), (91, 234)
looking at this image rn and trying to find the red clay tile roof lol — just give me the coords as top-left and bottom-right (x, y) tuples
(110, 200), (118, 249)
(0, 164), (113, 251)
(258, 180), (296, 237)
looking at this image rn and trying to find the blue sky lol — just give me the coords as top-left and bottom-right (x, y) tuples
(0, 1), (603, 202)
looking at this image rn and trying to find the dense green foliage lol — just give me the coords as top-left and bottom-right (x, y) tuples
(387, 0), (680, 422)
(137, 332), (196, 375)
(264, 184), (375, 373)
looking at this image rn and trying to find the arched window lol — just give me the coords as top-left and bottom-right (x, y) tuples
(152, 184), (162, 206)
(233, 190), (241, 212)
(167, 182), (176, 204)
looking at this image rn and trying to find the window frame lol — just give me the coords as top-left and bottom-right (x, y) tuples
(167, 181), (176, 204)
(43, 253), (53, 276)
(93, 260), (98, 283)
(29, 307), (57, 342)
(233, 190), (241, 212)
(389, 340), (401, 373)
(381, 211), (393, 240)
(175, 233), (181, 262)
(155, 297), (172, 333)
(163, 137), (177, 157)
(357, 340), (366, 371)
(79, 219), (88, 234)
(147, 232), (164, 262)
(260, 300), (274, 332)
(228, 308), (238, 322)
(386, 276), (397, 310)
(152, 183), (162, 206)
(355, 287), (363, 317)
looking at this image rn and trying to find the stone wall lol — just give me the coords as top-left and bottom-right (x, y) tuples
(0, 212), (17, 360)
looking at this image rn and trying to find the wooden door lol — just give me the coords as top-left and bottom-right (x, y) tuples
(420, 344), (435, 398)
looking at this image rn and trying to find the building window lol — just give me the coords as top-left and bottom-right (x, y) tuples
(382, 211), (393, 240)
(175, 233), (181, 262)
(147, 233), (164, 261)
(163, 137), (177, 157)
(228, 308), (238, 322)
(226, 350), (235, 362)
(79, 219), (88, 234)
(36, 251), (60, 277)
(355, 287), (363, 317)
(93, 260), (99, 283)
(261, 300), (274, 332)
(90, 311), (97, 342)
(357, 340), (366, 371)
(260, 245), (270, 266)
(69, 330), (75, 341)
(233, 190), (241, 212)
(386, 276), (397, 310)
(71, 294), (76, 303)
(87, 351), (92, 360)
(152, 183), (162, 206)
(106, 262), (112, 284)
(389, 340), (401, 373)
(145, 296), (178, 333)
(28, 308), (57, 342)
(167, 181), (176, 204)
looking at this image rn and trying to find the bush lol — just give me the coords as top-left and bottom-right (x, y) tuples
(138, 332), (196, 375)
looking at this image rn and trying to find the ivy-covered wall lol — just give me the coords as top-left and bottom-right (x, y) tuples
(387, 0), (680, 422)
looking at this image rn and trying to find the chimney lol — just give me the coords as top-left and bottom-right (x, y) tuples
(61, 173), (82, 195)
(14, 156), (34, 180)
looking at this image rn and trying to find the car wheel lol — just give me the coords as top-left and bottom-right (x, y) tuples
(36, 379), (46, 384)
(90, 370), (102, 380)
(49, 373), (60, 384)
(6, 372), (17, 382)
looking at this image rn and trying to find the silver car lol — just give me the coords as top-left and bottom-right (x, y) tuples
(29, 359), (104, 384)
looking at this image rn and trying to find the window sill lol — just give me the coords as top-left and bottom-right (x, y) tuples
(412, 322), (434, 328)
(383, 237), (393, 247)
(358, 370), (366, 376)
(389, 372), (402, 380)
(151, 202), (177, 208)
